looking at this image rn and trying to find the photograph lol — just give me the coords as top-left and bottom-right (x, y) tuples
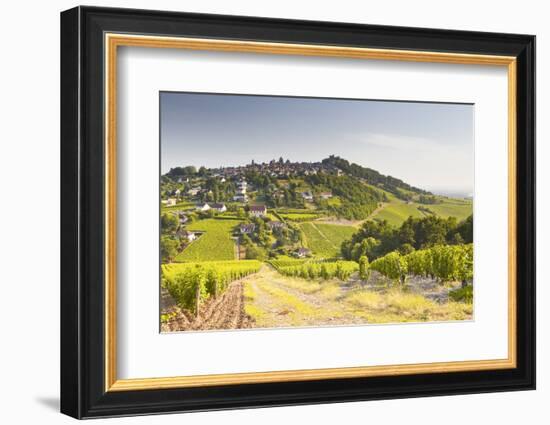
(57, 5), (536, 419)
(159, 92), (474, 332)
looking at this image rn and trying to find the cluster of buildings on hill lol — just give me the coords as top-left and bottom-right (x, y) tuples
(233, 180), (248, 203)
(299, 190), (333, 202)
(164, 158), (343, 209)
(238, 219), (286, 236)
(194, 202), (268, 217)
(170, 159), (344, 183)
(208, 159), (344, 179)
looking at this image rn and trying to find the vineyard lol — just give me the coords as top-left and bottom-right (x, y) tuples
(162, 260), (261, 315)
(268, 257), (309, 268)
(269, 258), (359, 281)
(370, 244), (473, 285)
(278, 212), (321, 222)
(160, 193), (474, 331)
(175, 218), (240, 262)
(299, 222), (356, 257)
(159, 147), (477, 332)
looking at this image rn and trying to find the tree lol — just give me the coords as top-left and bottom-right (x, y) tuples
(341, 215), (470, 262)
(451, 232), (465, 245)
(184, 165), (197, 175)
(246, 244), (267, 260)
(456, 214), (473, 243)
(160, 236), (178, 263)
(399, 243), (415, 255)
(415, 216), (453, 248)
(166, 165), (197, 177)
(398, 217), (416, 246)
(160, 213), (178, 235)
(240, 234), (252, 246)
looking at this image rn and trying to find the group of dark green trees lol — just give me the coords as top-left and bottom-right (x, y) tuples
(321, 155), (429, 200)
(160, 213), (181, 262)
(304, 174), (386, 220)
(341, 214), (473, 262)
(240, 216), (302, 260)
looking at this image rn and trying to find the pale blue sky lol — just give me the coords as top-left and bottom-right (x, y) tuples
(160, 92), (474, 196)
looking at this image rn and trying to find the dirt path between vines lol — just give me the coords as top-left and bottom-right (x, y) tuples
(161, 265), (364, 332)
(161, 279), (254, 332)
(242, 265), (367, 328)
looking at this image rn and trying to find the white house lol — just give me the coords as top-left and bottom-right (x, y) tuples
(319, 191), (333, 200)
(165, 198), (177, 207)
(249, 205), (267, 217)
(210, 203), (227, 213)
(196, 202), (211, 211)
(294, 248), (312, 258)
(239, 223), (256, 234)
(301, 191), (313, 202)
(177, 229), (196, 242)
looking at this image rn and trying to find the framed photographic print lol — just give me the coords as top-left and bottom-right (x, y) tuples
(60, 6), (536, 419)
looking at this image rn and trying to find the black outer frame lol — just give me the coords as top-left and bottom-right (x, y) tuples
(60, 6), (536, 419)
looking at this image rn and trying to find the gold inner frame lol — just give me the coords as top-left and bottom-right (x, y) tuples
(104, 33), (517, 392)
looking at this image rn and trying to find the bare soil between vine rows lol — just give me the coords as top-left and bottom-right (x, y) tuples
(161, 280), (253, 332)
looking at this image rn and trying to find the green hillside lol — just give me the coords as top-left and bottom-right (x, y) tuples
(175, 218), (241, 262)
(299, 222), (357, 257)
(370, 196), (472, 227)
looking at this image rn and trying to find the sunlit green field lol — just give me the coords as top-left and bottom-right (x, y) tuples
(299, 222), (357, 257)
(371, 198), (472, 227)
(372, 202), (427, 226)
(427, 199), (473, 221)
(175, 218), (241, 262)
